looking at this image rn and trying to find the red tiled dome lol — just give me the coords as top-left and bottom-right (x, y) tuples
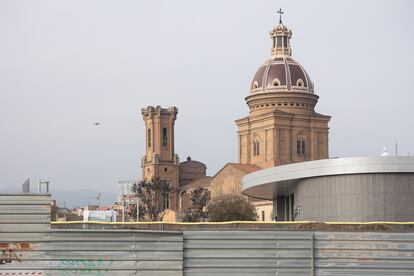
(251, 57), (314, 94)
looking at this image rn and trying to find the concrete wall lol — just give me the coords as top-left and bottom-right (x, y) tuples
(294, 173), (414, 221)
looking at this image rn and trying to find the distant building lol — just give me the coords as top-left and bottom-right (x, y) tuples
(22, 178), (30, 193)
(83, 205), (116, 222)
(117, 180), (137, 203)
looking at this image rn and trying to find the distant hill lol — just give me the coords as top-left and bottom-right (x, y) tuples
(0, 187), (19, 193)
(0, 187), (117, 208)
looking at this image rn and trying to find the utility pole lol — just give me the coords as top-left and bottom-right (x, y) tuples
(395, 138), (398, 157)
(136, 197), (140, 222)
(122, 194), (125, 223)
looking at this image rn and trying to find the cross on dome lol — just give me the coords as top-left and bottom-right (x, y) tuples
(277, 8), (284, 24)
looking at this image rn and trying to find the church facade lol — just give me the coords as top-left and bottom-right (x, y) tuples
(139, 16), (331, 221)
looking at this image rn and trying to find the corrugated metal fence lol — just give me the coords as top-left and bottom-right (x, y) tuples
(48, 229), (183, 276)
(2, 194), (414, 275)
(183, 230), (313, 275)
(314, 231), (414, 275)
(0, 194), (183, 276)
(0, 194), (50, 275)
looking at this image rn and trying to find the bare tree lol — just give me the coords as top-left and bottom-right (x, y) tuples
(183, 187), (210, 222)
(207, 194), (257, 222)
(128, 177), (171, 221)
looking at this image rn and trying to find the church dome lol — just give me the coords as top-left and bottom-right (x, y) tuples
(251, 57), (314, 94)
(245, 14), (319, 115)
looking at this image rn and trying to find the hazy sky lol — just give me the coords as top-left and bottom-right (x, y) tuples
(1, 0), (413, 193)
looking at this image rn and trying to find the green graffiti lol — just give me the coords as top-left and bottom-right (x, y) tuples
(59, 259), (113, 276)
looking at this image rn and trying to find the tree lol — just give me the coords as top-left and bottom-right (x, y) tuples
(206, 194), (257, 222)
(128, 177), (172, 221)
(183, 187), (210, 222)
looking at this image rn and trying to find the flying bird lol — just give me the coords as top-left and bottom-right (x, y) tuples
(93, 122), (101, 126)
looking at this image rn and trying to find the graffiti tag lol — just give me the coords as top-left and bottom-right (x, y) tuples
(59, 259), (113, 276)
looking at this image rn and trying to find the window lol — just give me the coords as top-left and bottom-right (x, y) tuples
(253, 140), (260, 156)
(286, 193), (294, 221)
(277, 36), (282, 47)
(162, 128), (168, 147)
(252, 81), (259, 90)
(297, 137), (306, 156)
(273, 37), (276, 48)
(253, 142), (256, 156)
(147, 128), (151, 147)
(272, 78), (280, 87)
(297, 79), (304, 87)
(163, 193), (169, 210)
(261, 211), (265, 221)
(283, 36), (288, 47)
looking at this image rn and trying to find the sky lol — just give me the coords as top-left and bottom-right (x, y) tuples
(0, 0), (413, 194)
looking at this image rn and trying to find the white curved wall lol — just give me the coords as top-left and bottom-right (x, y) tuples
(242, 157), (414, 221)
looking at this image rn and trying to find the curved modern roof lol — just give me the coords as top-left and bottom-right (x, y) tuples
(242, 156), (414, 200)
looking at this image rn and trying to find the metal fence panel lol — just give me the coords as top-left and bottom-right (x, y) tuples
(0, 193), (50, 275)
(183, 230), (313, 276)
(47, 229), (183, 276)
(314, 231), (414, 275)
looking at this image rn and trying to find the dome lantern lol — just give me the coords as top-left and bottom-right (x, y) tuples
(270, 9), (292, 58)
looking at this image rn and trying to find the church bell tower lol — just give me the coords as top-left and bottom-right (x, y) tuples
(141, 106), (180, 211)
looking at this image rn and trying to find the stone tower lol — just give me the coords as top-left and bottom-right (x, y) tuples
(235, 18), (331, 169)
(141, 106), (180, 211)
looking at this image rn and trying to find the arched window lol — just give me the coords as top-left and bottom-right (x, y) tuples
(163, 188), (169, 210)
(297, 135), (306, 156)
(147, 128), (151, 147)
(253, 141), (257, 156)
(252, 81), (259, 90)
(272, 78), (281, 87)
(162, 127), (168, 147)
(297, 79), (304, 87)
(253, 140), (260, 156)
(252, 134), (261, 157)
